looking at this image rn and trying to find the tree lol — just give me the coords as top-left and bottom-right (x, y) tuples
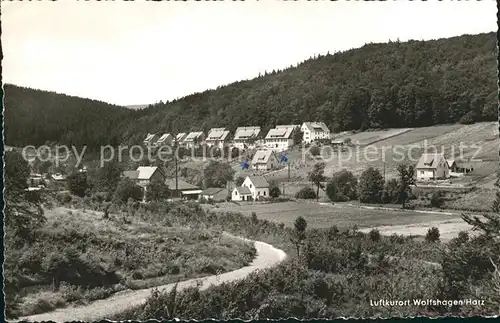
(328, 170), (357, 201)
(426, 227), (440, 242)
(203, 160), (235, 188)
(430, 191), (445, 208)
(309, 145), (321, 157)
(290, 216), (307, 257)
(397, 164), (416, 209)
(87, 160), (122, 196)
(146, 178), (170, 202)
(235, 176), (245, 186)
(308, 162), (326, 202)
(293, 127), (304, 145)
(269, 184), (281, 198)
(357, 167), (384, 203)
(4, 151), (46, 237)
(113, 178), (143, 203)
(67, 172), (88, 197)
(382, 178), (399, 203)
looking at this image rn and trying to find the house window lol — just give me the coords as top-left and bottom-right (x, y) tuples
(250, 184), (253, 188)
(257, 191), (260, 195)
(264, 191), (266, 196)
(420, 171), (424, 175)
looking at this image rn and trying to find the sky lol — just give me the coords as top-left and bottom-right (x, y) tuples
(2, 0), (497, 106)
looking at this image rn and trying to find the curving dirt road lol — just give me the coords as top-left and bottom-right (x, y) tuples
(19, 235), (287, 322)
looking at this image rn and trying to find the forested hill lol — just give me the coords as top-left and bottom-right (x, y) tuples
(120, 32), (498, 145)
(4, 32), (497, 149)
(3, 84), (134, 149)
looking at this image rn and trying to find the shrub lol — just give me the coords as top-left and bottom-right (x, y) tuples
(269, 185), (281, 198)
(425, 227), (440, 242)
(459, 111), (476, 124)
(382, 178), (399, 203)
(235, 176), (245, 186)
(113, 178), (143, 203)
(430, 191), (445, 208)
(295, 187), (317, 199)
(329, 170), (357, 201)
(309, 145), (321, 156)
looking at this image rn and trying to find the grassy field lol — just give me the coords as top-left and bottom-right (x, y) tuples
(331, 128), (412, 145)
(9, 207), (256, 317)
(208, 200), (463, 230)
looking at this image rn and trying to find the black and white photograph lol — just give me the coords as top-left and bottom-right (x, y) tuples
(2, 0), (499, 321)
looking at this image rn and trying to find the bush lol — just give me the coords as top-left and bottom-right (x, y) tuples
(235, 176), (245, 186)
(329, 170), (358, 201)
(459, 111), (476, 124)
(295, 187), (317, 199)
(269, 185), (281, 198)
(309, 145), (321, 156)
(425, 227), (440, 242)
(430, 191), (445, 208)
(56, 192), (73, 204)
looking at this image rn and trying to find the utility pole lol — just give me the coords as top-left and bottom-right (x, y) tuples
(383, 162), (386, 182)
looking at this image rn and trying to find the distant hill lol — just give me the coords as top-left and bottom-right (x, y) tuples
(4, 32), (497, 149)
(126, 104), (150, 110)
(3, 84), (134, 150)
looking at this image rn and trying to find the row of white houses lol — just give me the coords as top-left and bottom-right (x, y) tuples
(143, 122), (331, 152)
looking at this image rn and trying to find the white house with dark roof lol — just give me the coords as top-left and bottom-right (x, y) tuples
(183, 131), (205, 148)
(143, 133), (159, 147)
(251, 149), (279, 171)
(233, 126), (261, 150)
(156, 133), (174, 147)
(232, 186), (252, 201)
(205, 128), (230, 148)
(301, 122), (330, 144)
(265, 125), (299, 152)
(416, 153), (450, 181)
(242, 175), (270, 200)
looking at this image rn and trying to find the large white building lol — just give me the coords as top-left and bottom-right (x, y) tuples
(251, 149), (279, 171)
(232, 175), (270, 201)
(301, 122), (330, 144)
(416, 153), (450, 181)
(265, 125), (298, 152)
(205, 128), (230, 148)
(233, 126), (261, 150)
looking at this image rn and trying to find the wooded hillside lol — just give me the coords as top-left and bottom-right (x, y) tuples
(4, 32), (497, 150)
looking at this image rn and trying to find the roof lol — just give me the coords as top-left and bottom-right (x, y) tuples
(157, 133), (173, 143)
(51, 173), (66, 181)
(246, 175), (269, 188)
(176, 133), (187, 142)
(184, 131), (204, 142)
(182, 190), (203, 195)
(265, 126), (294, 140)
(202, 187), (226, 195)
(165, 178), (199, 191)
(416, 153), (447, 169)
(252, 150), (276, 164)
(234, 186), (252, 195)
(303, 122), (330, 133)
(234, 126), (261, 140)
(137, 166), (161, 180)
(275, 124), (299, 129)
(206, 129), (230, 141)
(447, 159), (456, 168)
(144, 133), (157, 143)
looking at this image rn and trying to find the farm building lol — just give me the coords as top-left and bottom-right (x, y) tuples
(165, 178), (202, 199)
(416, 153), (450, 181)
(233, 126), (261, 150)
(251, 150), (279, 171)
(301, 122), (330, 144)
(201, 187), (228, 201)
(156, 133), (174, 147)
(183, 132), (205, 148)
(232, 186), (252, 201)
(205, 128), (230, 148)
(265, 125), (298, 152)
(143, 133), (159, 147)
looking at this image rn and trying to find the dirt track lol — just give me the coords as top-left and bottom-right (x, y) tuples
(19, 234), (287, 322)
